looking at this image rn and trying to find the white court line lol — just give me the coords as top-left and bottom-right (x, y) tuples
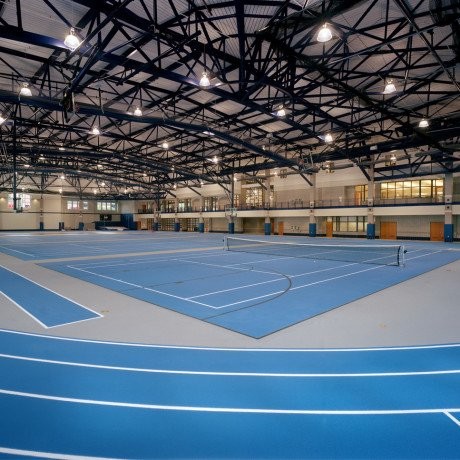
(194, 249), (449, 308)
(0, 265), (102, 326)
(68, 265), (218, 309)
(1, 388), (459, 416)
(175, 257), (285, 277)
(0, 245), (34, 256)
(187, 261), (359, 299)
(213, 264), (384, 309)
(69, 243), (111, 252)
(0, 292), (49, 329)
(69, 250), (225, 269)
(67, 248), (453, 311)
(0, 447), (120, 460)
(2, 353), (460, 378)
(444, 411), (460, 427)
(2, 327), (459, 353)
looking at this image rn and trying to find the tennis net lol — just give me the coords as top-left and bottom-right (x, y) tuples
(224, 236), (405, 266)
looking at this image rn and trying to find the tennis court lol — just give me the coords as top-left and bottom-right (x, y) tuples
(1, 232), (458, 338)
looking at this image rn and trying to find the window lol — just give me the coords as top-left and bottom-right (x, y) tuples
(82, 201), (89, 210)
(67, 200), (79, 210)
(204, 197), (218, 211)
(333, 216), (367, 232)
(380, 179), (443, 200)
(96, 201), (118, 211)
(8, 193), (31, 209)
(178, 199), (192, 212)
(162, 200), (175, 212)
(245, 187), (263, 208)
(354, 185), (368, 205)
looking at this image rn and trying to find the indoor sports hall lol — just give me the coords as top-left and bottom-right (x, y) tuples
(1, 1), (460, 459)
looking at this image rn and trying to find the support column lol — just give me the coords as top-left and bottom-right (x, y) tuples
(308, 174), (316, 237)
(264, 216), (271, 235)
(198, 196), (205, 232)
(366, 162), (376, 239)
(444, 173), (454, 242)
(39, 195), (44, 230)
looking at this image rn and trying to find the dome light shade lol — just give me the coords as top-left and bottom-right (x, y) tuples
(64, 28), (80, 51)
(91, 126), (100, 135)
(383, 80), (397, 94)
(199, 72), (210, 87)
(134, 107), (143, 116)
(324, 133), (333, 143)
(317, 24), (332, 43)
(162, 141), (169, 149)
(418, 118), (429, 128)
(19, 83), (32, 97)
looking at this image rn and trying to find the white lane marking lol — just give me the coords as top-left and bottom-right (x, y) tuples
(0, 447), (120, 460)
(1, 328), (460, 353)
(1, 388), (459, 415)
(1, 353), (460, 378)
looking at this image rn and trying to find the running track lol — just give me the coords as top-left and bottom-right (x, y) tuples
(0, 329), (459, 458)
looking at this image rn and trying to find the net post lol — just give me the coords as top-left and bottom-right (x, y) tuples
(399, 245), (406, 266)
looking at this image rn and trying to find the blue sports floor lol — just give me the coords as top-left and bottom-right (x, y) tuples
(1, 232), (460, 458)
(0, 329), (459, 459)
(1, 231), (460, 337)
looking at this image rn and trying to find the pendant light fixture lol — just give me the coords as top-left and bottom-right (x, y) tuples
(317, 24), (333, 43)
(64, 27), (81, 51)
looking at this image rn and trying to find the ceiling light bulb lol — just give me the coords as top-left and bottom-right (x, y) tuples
(383, 80), (396, 94)
(134, 107), (142, 116)
(19, 83), (32, 97)
(0, 115), (5, 125)
(324, 133), (333, 143)
(64, 27), (80, 51)
(276, 107), (286, 117)
(317, 24), (333, 43)
(418, 118), (429, 128)
(212, 155), (218, 164)
(91, 126), (100, 135)
(162, 141), (169, 149)
(200, 71), (210, 87)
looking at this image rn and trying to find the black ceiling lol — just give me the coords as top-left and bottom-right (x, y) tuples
(0, 0), (459, 198)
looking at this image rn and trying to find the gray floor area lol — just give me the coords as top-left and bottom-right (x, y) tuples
(1, 247), (459, 349)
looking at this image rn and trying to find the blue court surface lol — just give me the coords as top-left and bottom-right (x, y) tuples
(0, 329), (459, 459)
(1, 232), (459, 337)
(0, 266), (101, 328)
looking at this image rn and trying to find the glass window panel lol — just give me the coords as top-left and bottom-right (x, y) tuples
(420, 186), (431, 197)
(348, 220), (357, 231)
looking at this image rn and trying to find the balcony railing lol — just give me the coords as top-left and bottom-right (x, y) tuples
(142, 195), (452, 215)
